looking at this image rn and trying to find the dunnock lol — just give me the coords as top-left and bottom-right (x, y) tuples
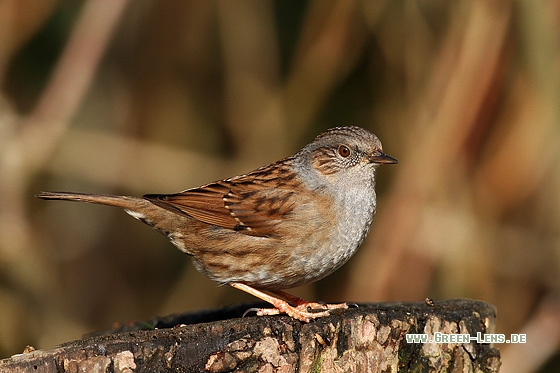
(36, 126), (397, 322)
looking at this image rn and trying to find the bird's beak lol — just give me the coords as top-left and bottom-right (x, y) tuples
(370, 151), (398, 164)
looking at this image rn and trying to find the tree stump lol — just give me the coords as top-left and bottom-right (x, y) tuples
(0, 299), (500, 372)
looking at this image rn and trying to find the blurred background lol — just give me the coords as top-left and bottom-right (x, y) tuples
(0, 0), (559, 371)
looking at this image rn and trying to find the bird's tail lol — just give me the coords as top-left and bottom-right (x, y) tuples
(35, 191), (146, 210)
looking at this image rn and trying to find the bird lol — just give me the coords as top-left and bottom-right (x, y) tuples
(36, 126), (397, 322)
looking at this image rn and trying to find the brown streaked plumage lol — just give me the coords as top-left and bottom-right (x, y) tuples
(36, 126), (397, 322)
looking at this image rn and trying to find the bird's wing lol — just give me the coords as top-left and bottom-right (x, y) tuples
(144, 161), (300, 237)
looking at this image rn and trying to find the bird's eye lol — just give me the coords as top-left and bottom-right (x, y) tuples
(338, 145), (351, 158)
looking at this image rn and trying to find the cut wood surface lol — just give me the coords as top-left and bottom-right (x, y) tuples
(1, 299), (500, 372)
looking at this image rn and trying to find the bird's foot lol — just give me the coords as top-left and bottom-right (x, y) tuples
(230, 282), (348, 322)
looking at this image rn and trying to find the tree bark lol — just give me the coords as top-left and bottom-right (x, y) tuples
(1, 299), (500, 372)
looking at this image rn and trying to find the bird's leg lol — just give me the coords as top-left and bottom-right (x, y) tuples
(229, 282), (333, 322)
(270, 289), (349, 311)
